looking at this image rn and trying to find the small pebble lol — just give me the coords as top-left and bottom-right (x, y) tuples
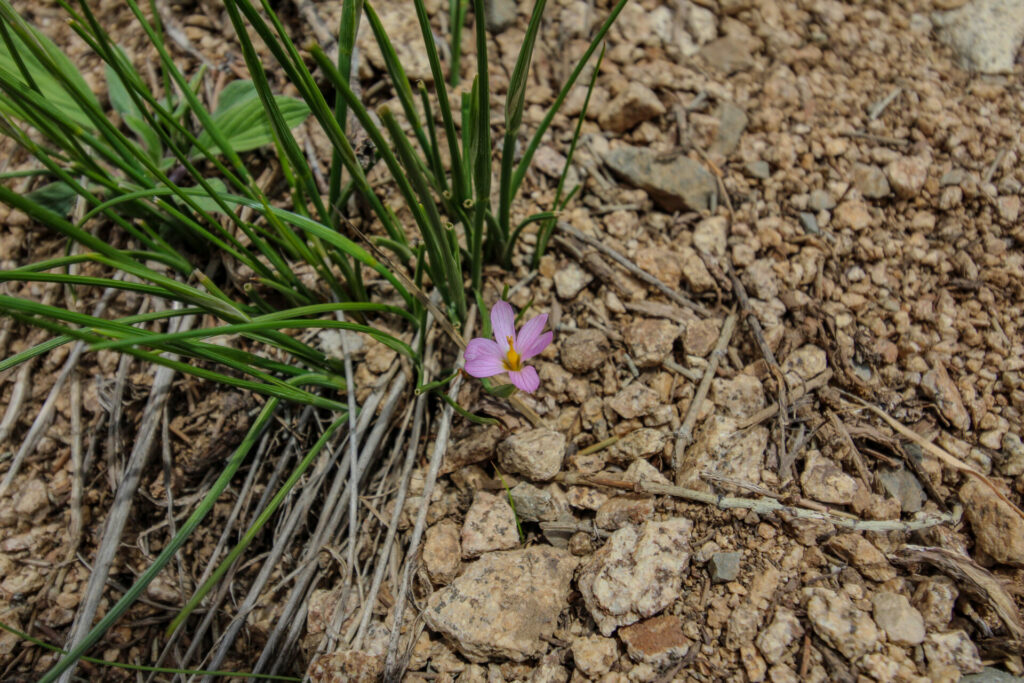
(709, 551), (741, 583)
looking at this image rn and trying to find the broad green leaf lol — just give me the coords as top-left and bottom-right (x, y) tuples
(25, 181), (77, 216)
(192, 80), (311, 157)
(179, 178), (229, 214)
(105, 53), (163, 162)
(0, 20), (101, 131)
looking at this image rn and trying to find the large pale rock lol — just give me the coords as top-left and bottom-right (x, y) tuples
(570, 635), (618, 677)
(553, 261), (593, 300)
(560, 329), (610, 374)
(825, 534), (897, 582)
(932, 0), (1024, 73)
(923, 630), (983, 676)
(871, 592), (925, 646)
(781, 345), (828, 387)
(604, 145), (717, 212)
(711, 374), (766, 420)
(461, 491), (520, 558)
(618, 614), (691, 667)
(608, 428), (667, 465)
(626, 318), (680, 368)
(852, 164), (891, 199)
(424, 521), (462, 584)
(423, 547), (578, 662)
(959, 478), (1024, 566)
(598, 83), (666, 133)
(885, 156), (930, 198)
(578, 518), (693, 635)
(801, 451), (858, 505)
(804, 587), (879, 660)
(755, 608), (803, 664)
(607, 382), (661, 419)
(497, 428), (566, 482)
(676, 415), (768, 491)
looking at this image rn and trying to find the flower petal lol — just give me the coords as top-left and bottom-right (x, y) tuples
(463, 337), (505, 378)
(516, 313), (551, 360)
(508, 366), (540, 393)
(490, 300), (516, 351)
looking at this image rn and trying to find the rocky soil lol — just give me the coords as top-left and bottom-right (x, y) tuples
(1, 0), (1023, 681)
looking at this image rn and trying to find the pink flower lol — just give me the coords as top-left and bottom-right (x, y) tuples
(463, 300), (553, 393)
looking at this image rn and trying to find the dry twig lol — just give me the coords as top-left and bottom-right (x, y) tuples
(556, 221), (711, 316)
(672, 313), (737, 473)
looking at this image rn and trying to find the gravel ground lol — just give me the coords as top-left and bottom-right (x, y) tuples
(0, 0), (1022, 681)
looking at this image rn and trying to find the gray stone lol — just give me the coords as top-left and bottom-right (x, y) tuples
(709, 551), (741, 583)
(807, 189), (836, 211)
(509, 482), (566, 522)
(877, 467), (926, 513)
(962, 668), (1024, 683)
(932, 0), (1024, 74)
(560, 329), (610, 374)
(423, 547), (578, 662)
(709, 102), (748, 157)
(604, 145), (717, 212)
(798, 212), (819, 235)
(578, 518), (693, 635)
(497, 428), (566, 482)
(871, 592), (925, 646)
(744, 161), (771, 179)
(852, 163), (891, 199)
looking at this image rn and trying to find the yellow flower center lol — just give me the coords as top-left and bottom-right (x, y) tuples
(502, 336), (522, 372)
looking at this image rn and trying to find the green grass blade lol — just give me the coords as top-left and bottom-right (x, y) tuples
(0, 621), (299, 680)
(167, 414), (345, 635)
(497, 0), (547, 254)
(411, 0), (467, 199)
(534, 42), (604, 265)
(37, 395), (297, 683)
(511, 0), (628, 198)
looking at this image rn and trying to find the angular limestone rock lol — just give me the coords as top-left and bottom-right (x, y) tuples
(423, 547), (578, 662)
